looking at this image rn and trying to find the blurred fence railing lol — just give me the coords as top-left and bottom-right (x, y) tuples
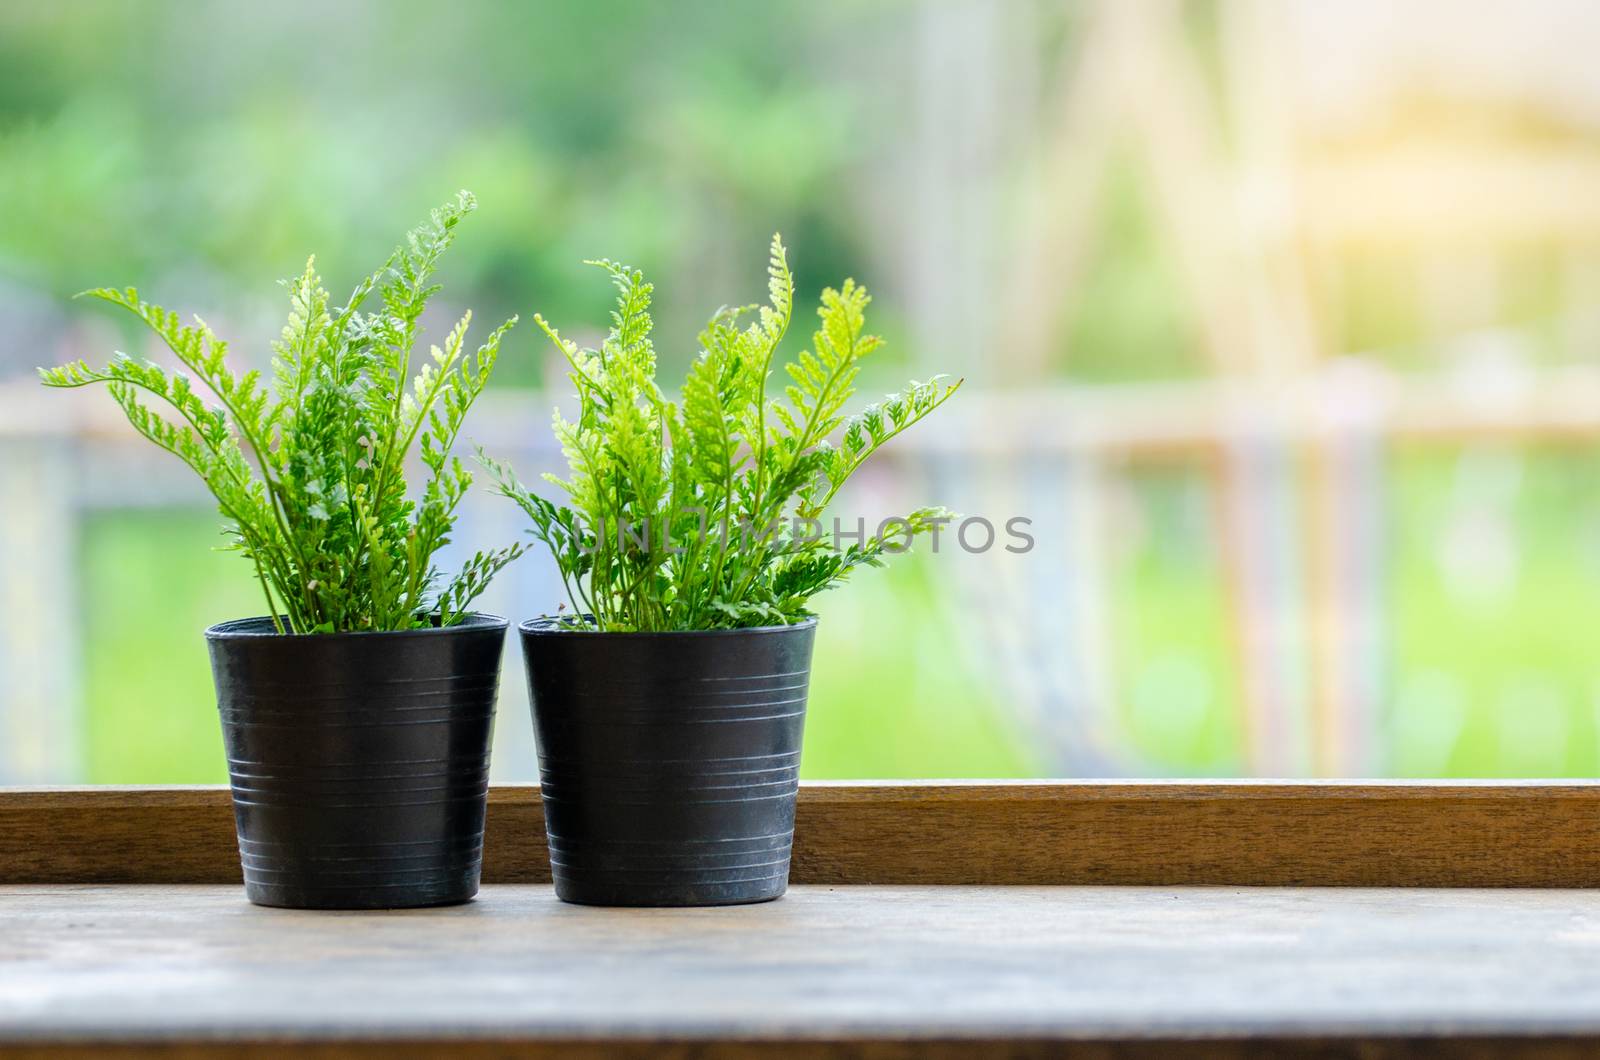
(7, 366), (1600, 782)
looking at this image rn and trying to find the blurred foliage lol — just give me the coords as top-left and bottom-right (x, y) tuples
(1109, 468), (1245, 772)
(81, 511), (244, 783)
(1388, 448), (1600, 777)
(1062, 159), (1207, 381)
(0, 0), (913, 384)
(17, 1), (1600, 782)
(10, 0), (1026, 783)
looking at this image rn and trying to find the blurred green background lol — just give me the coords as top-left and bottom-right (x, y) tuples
(7, 0), (1600, 781)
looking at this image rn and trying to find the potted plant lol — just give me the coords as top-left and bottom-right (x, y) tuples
(40, 191), (523, 909)
(483, 236), (959, 906)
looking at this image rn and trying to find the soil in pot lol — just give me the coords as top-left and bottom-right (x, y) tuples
(206, 613), (508, 909)
(521, 616), (817, 907)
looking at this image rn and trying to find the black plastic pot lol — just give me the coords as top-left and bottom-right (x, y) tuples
(520, 616), (817, 907)
(205, 614), (508, 910)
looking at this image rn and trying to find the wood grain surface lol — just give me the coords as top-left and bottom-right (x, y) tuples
(4, 884), (1600, 1058)
(0, 781), (1598, 886)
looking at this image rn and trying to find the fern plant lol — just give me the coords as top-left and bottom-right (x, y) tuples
(41, 191), (522, 634)
(483, 236), (960, 632)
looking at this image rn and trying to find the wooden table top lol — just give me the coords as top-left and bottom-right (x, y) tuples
(3, 884), (1599, 1058)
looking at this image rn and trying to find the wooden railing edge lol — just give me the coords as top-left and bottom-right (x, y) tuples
(0, 781), (1595, 887)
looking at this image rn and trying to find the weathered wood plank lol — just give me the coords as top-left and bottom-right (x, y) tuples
(790, 781), (1600, 887)
(11, 1041), (1600, 1060)
(1, 782), (1598, 887)
(3, 884), (1600, 1058)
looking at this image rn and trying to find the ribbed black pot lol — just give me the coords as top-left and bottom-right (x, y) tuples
(205, 614), (507, 910)
(521, 617), (817, 907)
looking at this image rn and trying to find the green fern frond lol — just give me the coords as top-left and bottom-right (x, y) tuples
(485, 234), (959, 631)
(40, 192), (521, 633)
